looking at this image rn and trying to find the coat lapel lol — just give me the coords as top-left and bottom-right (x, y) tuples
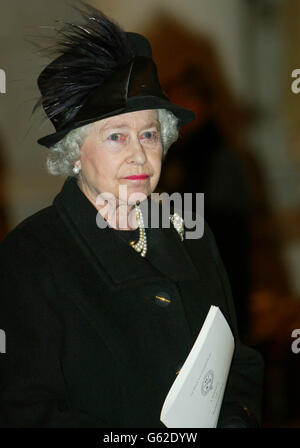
(53, 177), (199, 287)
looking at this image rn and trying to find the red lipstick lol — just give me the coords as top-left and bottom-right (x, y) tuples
(124, 175), (149, 180)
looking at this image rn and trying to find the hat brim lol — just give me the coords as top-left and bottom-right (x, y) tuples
(37, 96), (195, 148)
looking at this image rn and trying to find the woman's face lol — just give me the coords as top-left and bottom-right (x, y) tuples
(77, 109), (163, 206)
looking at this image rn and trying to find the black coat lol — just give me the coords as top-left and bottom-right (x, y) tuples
(0, 177), (263, 427)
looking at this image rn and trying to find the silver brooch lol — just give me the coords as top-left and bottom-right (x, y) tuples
(169, 213), (185, 241)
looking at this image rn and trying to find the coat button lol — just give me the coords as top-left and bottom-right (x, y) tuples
(154, 292), (172, 307)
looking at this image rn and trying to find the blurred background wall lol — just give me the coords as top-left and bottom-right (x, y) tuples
(0, 0), (299, 427)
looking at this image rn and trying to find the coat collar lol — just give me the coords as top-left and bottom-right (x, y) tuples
(53, 177), (199, 287)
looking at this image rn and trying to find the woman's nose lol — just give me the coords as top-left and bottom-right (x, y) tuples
(128, 136), (147, 164)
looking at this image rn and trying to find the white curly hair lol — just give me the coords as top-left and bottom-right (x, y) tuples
(46, 109), (179, 176)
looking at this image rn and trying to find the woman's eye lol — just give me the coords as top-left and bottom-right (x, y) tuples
(140, 131), (158, 140)
(108, 133), (120, 141)
(108, 133), (125, 142)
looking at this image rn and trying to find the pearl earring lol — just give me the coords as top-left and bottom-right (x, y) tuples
(73, 163), (80, 175)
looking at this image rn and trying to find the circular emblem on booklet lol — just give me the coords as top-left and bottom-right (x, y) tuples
(201, 369), (214, 396)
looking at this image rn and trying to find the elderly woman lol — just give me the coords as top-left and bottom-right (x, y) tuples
(0, 5), (263, 428)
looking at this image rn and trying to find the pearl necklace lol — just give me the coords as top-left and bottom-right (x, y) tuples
(130, 206), (185, 258)
(130, 204), (147, 257)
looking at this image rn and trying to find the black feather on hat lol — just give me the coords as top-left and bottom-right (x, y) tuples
(34, 3), (194, 148)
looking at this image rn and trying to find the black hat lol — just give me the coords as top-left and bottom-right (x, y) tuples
(35, 4), (195, 148)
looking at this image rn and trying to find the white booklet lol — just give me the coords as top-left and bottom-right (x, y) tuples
(160, 305), (235, 428)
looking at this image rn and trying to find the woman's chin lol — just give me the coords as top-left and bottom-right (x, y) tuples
(120, 185), (151, 203)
